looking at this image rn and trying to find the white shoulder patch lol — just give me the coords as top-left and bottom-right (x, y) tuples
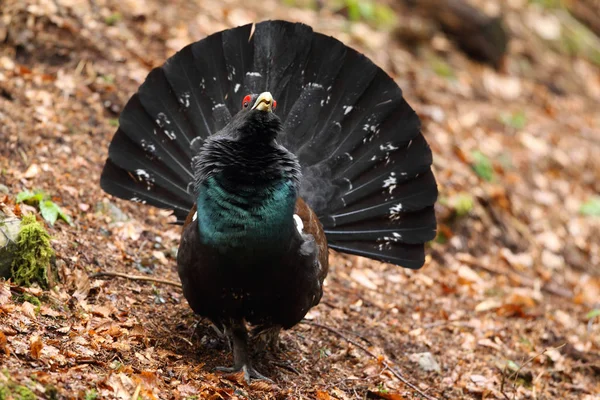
(192, 211), (197, 222)
(293, 214), (304, 234)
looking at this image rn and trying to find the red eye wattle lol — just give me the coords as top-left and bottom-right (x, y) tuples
(242, 94), (251, 109)
(273, 100), (277, 110)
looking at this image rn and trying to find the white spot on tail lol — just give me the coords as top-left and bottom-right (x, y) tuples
(389, 203), (403, 220)
(343, 105), (353, 115)
(164, 130), (176, 140)
(135, 169), (150, 180)
(293, 214), (304, 234)
(246, 72), (262, 77)
(140, 139), (156, 154)
(306, 82), (324, 89)
(156, 112), (170, 127)
(380, 143), (399, 151)
(178, 92), (191, 108)
(383, 173), (397, 194)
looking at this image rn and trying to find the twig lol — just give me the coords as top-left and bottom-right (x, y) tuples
(90, 271), (182, 288)
(500, 343), (566, 399)
(302, 320), (438, 400)
(271, 361), (301, 375)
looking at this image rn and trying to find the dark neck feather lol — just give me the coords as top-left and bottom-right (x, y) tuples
(193, 137), (301, 193)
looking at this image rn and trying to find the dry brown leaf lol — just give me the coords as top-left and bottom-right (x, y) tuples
(250, 380), (275, 391)
(20, 301), (37, 319)
(23, 163), (40, 178)
(106, 325), (123, 338)
(91, 305), (112, 318)
(40, 305), (61, 317)
(316, 390), (333, 400)
(30, 336), (43, 359)
(72, 269), (91, 301)
(0, 331), (9, 356)
(366, 391), (407, 400)
(177, 383), (198, 397)
(0, 282), (11, 304)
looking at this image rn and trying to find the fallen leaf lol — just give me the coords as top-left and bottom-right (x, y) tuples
(21, 301), (37, 319)
(0, 331), (9, 356)
(475, 299), (502, 312)
(366, 391), (407, 400)
(91, 305), (112, 318)
(350, 269), (378, 290)
(152, 250), (168, 265)
(470, 375), (487, 385)
(409, 352), (441, 372)
(23, 164), (40, 178)
(316, 390), (333, 400)
(250, 380), (276, 391)
(0, 282), (11, 304)
(177, 384), (197, 397)
(40, 305), (61, 318)
(457, 265), (482, 284)
(30, 336), (43, 359)
(72, 269), (91, 301)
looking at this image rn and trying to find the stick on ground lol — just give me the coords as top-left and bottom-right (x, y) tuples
(91, 271), (182, 288)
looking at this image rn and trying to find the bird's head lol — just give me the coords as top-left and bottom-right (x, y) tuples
(228, 92), (281, 142)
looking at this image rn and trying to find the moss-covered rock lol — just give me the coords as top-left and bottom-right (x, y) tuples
(1, 208), (56, 288)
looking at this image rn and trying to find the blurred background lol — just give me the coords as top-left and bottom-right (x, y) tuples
(0, 0), (599, 399)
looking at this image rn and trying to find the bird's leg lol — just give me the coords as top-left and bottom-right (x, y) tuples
(216, 320), (272, 383)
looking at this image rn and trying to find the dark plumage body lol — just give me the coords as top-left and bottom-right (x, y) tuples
(178, 103), (326, 334)
(100, 20), (437, 381)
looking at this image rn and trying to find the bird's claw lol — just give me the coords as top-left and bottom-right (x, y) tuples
(215, 364), (273, 384)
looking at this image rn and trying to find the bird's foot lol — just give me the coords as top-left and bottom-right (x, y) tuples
(215, 364), (273, 384)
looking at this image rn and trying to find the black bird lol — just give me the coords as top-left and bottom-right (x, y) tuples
(100, 20), (438, 381)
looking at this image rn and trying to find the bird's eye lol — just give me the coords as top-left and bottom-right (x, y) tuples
(242, 95), (251, 109)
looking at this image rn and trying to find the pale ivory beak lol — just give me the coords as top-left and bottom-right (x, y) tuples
(252, 92), (274, 112)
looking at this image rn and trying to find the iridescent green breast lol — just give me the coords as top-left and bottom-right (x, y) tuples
(196, 174), (297, 252)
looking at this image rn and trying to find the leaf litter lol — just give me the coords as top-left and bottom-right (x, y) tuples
(0, 0), (599, 398)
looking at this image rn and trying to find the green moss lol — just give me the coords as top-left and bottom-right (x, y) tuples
(10, 214), (54, 288)
(22, 294), (41, 307)
(13, 385), (35, 400)
(0, 384), (36, 400)
(0, 386), (9, 400)
(84, 389), (99, 400)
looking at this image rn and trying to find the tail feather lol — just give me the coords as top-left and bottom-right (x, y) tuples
(328, 241), (426, 269)
(106, 127), (192, 200)
(324, 207), (436, 243)
(324, 171), (437, 227)
(100, 20), (438, 268)
(162, 45), (227, 141)
(101, 161), (193, 220)
(332, 134), (433, 208)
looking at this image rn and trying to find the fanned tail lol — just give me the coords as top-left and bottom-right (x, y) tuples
(100, 20), (437, 268)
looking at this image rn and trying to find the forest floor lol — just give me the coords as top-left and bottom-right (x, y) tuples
(1, 0), (599, 399)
